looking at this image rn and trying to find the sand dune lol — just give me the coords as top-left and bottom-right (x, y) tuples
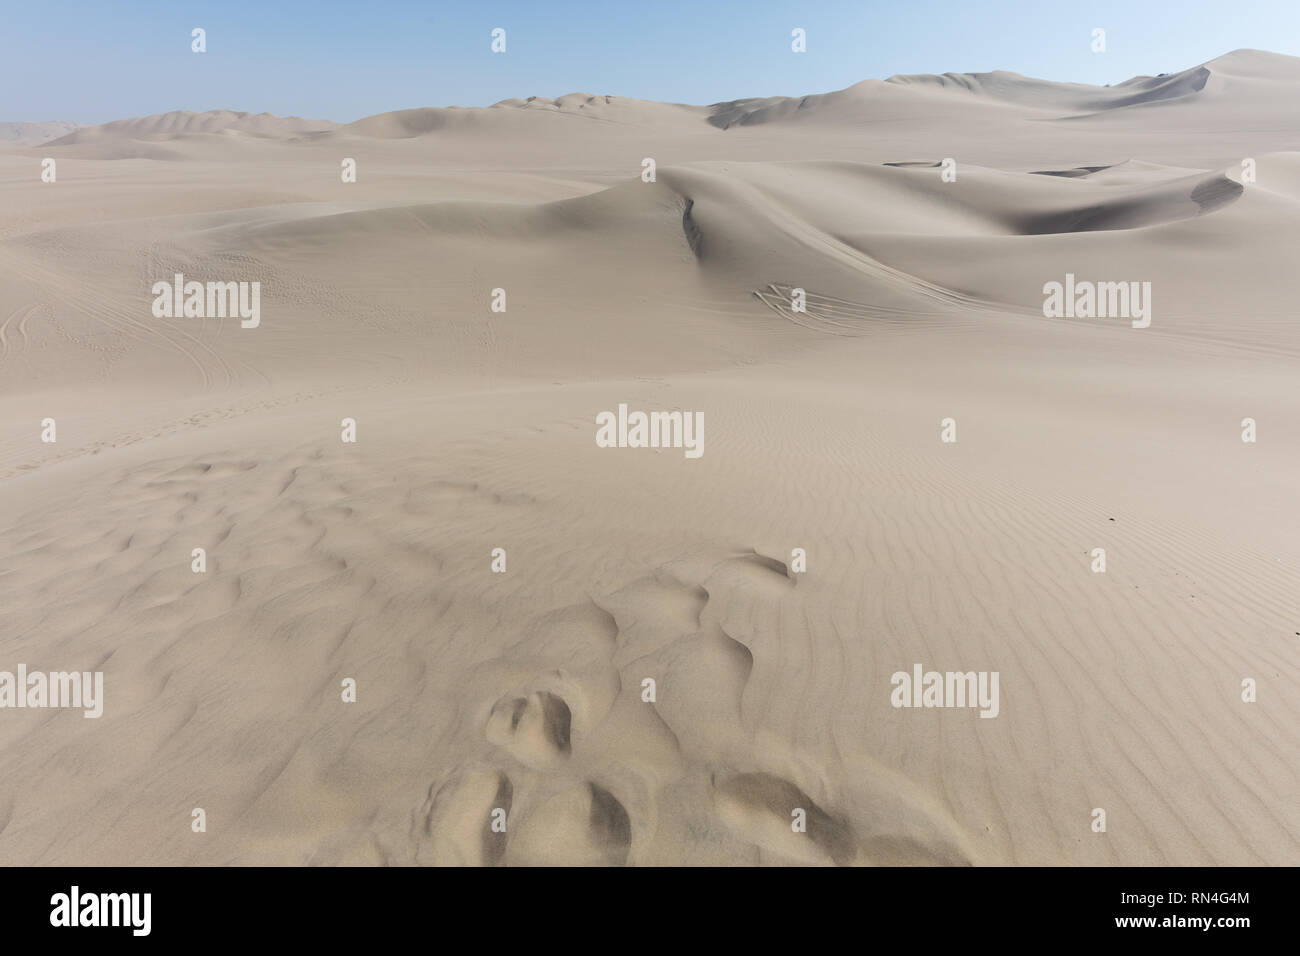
(0, 50), (1298, 866)
(43, 110), (339, 145)
(343, 94), (706, 140)
(0, 122), (85, 147)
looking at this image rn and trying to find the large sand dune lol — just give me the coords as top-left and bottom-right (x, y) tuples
(0, 50), (1297, 865)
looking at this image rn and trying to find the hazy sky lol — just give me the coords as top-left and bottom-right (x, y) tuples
(6, 0), (1300, 123)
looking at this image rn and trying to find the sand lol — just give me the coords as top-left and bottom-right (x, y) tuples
(0, 49), (1297, 866)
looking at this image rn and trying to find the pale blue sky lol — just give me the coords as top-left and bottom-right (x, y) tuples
(5, 0), (1299, 123)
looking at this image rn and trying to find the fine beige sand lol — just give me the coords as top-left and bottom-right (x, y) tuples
(1, 49), (1298, 866)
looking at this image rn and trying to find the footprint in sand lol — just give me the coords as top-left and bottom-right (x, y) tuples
(508, 781), (632, 866)
(713, 771), (857, 866)
(485, 689), (573, 768)
(415, 767), (513, 866)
